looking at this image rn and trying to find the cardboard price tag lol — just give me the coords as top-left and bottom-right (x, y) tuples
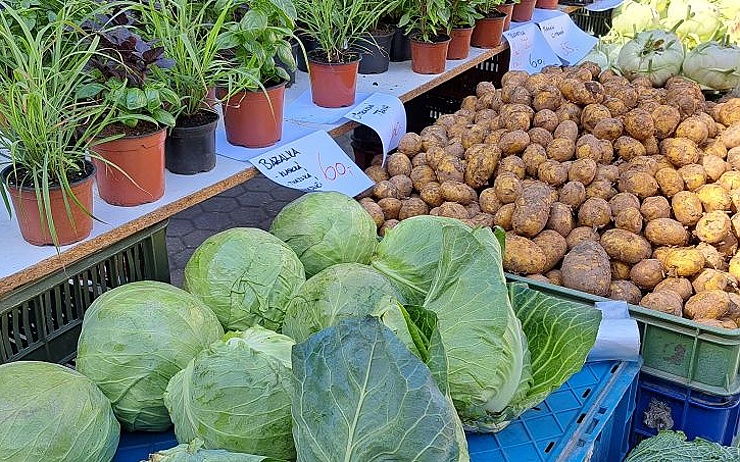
(345, 93), (406, 165)
(503, 23), (561, 74)
(538, 13), (598, 64)
(250, 131), (374, 196)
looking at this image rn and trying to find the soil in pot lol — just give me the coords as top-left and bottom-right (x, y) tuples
(308, 50), (361, 108)
(356, 26), (395, 74)
(496, 1), (515, 31)
(536, 0), (559, 8)
(92, 122), (166, 207)
(2, 161), (95, 246)
(512, 0), (537, 22)
(471, 11), (507, 49)
(391, 28), (413, 62)
(220, 81), (287, 148)
(410, 34), (451, 75)
(165, 109), (219, 175)
(447, 27), (474, 60)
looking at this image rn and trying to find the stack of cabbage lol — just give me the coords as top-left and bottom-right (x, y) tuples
(0, 192), (601, 462)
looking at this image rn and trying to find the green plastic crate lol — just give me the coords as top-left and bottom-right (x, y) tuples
(0, 221), (170, 365)
(505, 273), (740, 396)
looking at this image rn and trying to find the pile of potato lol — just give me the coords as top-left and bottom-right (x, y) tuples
(358, 63), (740, 329)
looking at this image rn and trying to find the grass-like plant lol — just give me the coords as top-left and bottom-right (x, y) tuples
(0, 2), (115, 245)
(398, 0), (451, 42)
(294, 0), (400, 63)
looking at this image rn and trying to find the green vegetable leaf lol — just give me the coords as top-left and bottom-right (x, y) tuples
(147, 438), (287, 461)
(125, 88), (148, 110)
(291, 317), (462, 462)
(625, 430), (740, 461)
(76, 83), (105, 99)
(239, 9), (268, 32)
(151, 108), (176, 128)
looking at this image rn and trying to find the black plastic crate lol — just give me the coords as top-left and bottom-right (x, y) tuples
(571, 8), (613, 38)
(0, 221), (170, 365)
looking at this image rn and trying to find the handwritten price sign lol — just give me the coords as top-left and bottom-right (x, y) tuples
(503, 23), (561, 74)
(345, 92), (406, 165)
(537, 14), (598, 64)
(251, 131), (374, 196)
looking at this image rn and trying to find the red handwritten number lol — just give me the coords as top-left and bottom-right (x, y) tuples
(318, 151), (353, 181)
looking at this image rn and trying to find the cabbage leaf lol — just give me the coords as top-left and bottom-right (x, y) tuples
(146, 439), (286, 461)
(625, 430), (740, 461)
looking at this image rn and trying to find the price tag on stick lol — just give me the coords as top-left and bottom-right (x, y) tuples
(538, 14), (598, 65)
(503, 23), (561, 74)
(250, 130), (374, 197)
(345, 93), (406, 165)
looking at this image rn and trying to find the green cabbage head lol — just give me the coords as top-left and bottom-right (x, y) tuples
(165, 326), (295, 460)
(269, 192), (378, 278)
(147, 439), (286, 461)
(683, 41), (740, 91)
(0, 361), (120, 462)
(611, 0), (659, 38)
(76, 281), (224, 432)
(184, 227), (305, 331)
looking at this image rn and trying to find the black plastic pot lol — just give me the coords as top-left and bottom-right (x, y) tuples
(165, 110), (219, 175)
(390, 27), (412, 62)
(357, 29), (394, 74)
(296, 33), (320, 72)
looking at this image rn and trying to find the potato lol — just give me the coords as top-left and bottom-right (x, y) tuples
(659, 247), (706, 277)
(437, 201), (469, 219)
(641, 196), (671, 221)
(589, 117), (622, 141)
(533, 230), (568, 272)
(398, 198), (429, 220)
(475, 80), (495, 97)
(498, 130), (530, 155)
(603, 96), (629, 117)
(465, 201), (481, 218)
(409, 165), (438, 190)
(715, 233), (738, 257)
(559, 181), (587, 209)
(695, 211), (732, 244)
(614, 207), (643, 234)
(389, 175), (413, 198)
(624, 108), (656, 140)
(596, 164), (620, 183)
(434, 156), (466, 183)
(477, 188), (501, 215)
(566, 226), (600, 250)
(580, 104), (611, 133)
(522, 144), (548, 177)
(692, 268), (730, 293)
(512, 194), (553, 239)
(464, 148), (498, 190)
(576, 197), (611, 229)
(718, 99), (740, 126)
(574, 134), (604, 161)
(670, 191), (703, 227)
(601, 228), (653, 264)
(445, 141), (466, 159)
(424, 146), (447, 171)
(676, 116), (709, 145)
(538, 160), (568, 187)
(543, 269), (562, 286)
(617, 171), (659, 200)
(466, 212), (495, 228)
(611, 136), (645, 162)
(365, 165), (389, 183)
(421, 131), (447, 151)
(724, 122), (740, 149)
(386, 153), (413, 177)
(654, 167), (684, 197)
(718, 171), (740, 192)
(677, 164), (707, 191)
(612, 261), (632, 280)
(567, 158), (597, 186)
(379, 219), (399, 236)
(661, 138), (702, 168)
(546, 138), (576, 162)
(532, 85), (563, 112)
(493, 173), (521, 205)
(503, 233), (547, 275)
(696, 242), (727, 271)
(645, 218), (689, 247)
(586, 179), (617, 201)
(610, 280), (643, 304)
(654, 277), (693, 301)
(499, 155), (527, 179)
(640, 291), (684, 317)
(397, 133), (423, 156)
(651, 105), (681, 139)
(545, 202), (575, 238)
(493, 203), (516, 230)
(609, 192), (641, 216)
(411, 152), (427, 167)
(373, 180), (400, 200)
(561, 241), (612, 296)
(623, 155), (659, 176)
(534, 109), (560, 132)
(377, 197), (403, 220)
(360, 199), (385, 228)
(697, 184), (732, 212)
(684, 290), (731, 320)
(438, 180), (476, 205)
(528, 127), (554, 148)
(628, 259), (663, 290)
(418, 182), (443, 208)
(554, 120), (579, 141)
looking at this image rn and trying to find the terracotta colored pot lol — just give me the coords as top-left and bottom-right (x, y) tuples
(447, 27), (474, 60)
(512, 0), (537, 22)
(496, 2), (515, 31)
(308, 53), (361, 108)
(2, 162), (95, 246)
(410, 35), (451, 74)
(536, 0), (559, 8)
(220, 82), (286, 148)
(470, 14), (507, 49)
(92, 128), (166, 207)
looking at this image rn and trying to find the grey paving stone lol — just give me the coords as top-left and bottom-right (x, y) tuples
(199, 196), (240, 213)
(181, 229), (218, 248)
(166, 217), (195, 236)
(236, 191), (273, 208)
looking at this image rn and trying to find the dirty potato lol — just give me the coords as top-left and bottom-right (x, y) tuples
(645, 218), (689, 247)
(601, 228), (653, 264)
(610, 280), (643, 304)
(654, 277), (694, 301)
(533, 230), (568, 272)
(684, 290), (731, 320)
(659, 247), (706, 277)
(630, 259), (665, 290)
(561, 241), (612, 296)
(503, 233), (547, 275)
(672, 191), (704, 226)
(655, 167), (685, 197)
(641, 196), (671, 221)
(641, 291), (684, 317)
(546, 202), (576, 237)
(695, 211), (732, 244)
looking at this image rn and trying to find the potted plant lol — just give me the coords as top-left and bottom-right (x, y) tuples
(512, 0), (536, 22)
(497, 0), (516, 31)
(399, 0), (452, 74)
(536, 0), (558, 9)
(448, 0), (484, 59)
(79, 6), (179, 207)
(355, 15), (398, 74)
(294, 0), (398, 107)
(470, 0), (508, 49)
(212, 0), (298, 148)
(0, 3), (114, 246)
(138, 0), (234, 174)
(389, 0), (414, 62)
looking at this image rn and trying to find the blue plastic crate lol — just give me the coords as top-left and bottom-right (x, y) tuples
(631, 372), (740, 448)
(467, 360), (640, 462)
(114, 429), (177, 462)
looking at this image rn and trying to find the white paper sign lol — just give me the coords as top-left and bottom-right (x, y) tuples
(250, 130), (374, 196)
(503, 23), (561, 74)
(345, 93), (406, 160)
(538, 13), (598, 64)
(587, 0), (623, 11)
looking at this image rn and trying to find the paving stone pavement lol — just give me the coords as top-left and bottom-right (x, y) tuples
(166, 133), (353, 287)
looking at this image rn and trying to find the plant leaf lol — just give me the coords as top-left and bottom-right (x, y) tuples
(125, 88), (148, 110)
